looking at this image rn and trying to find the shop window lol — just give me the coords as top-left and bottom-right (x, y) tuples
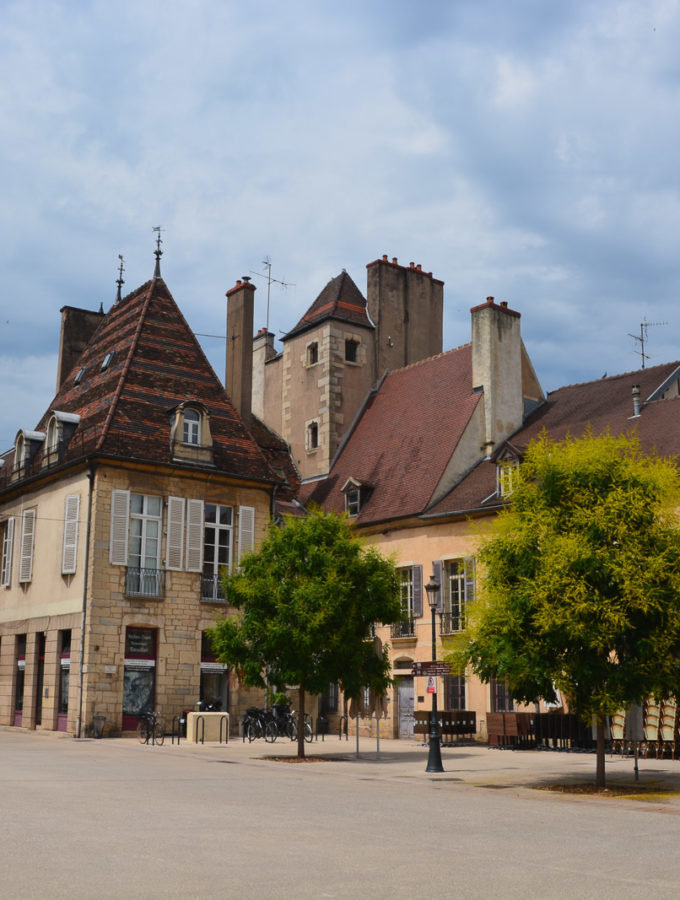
(123, 628), (157, 731)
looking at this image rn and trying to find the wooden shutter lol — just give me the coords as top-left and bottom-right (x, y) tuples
(464, 556), (476, 604)
(185, 499), (204, 572)
(1, 517), (14, 587)
(166, 496), (185, 571)
(238, 506), (255, 564)
(61, 494), (80, 575)
(19, 509), (36, 583)
(109, 489), (130, 565)
(412, 564), (423, 617)
(432, 560), (444, 613)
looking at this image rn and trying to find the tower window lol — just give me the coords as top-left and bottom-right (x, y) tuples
(345, 339), (358, 363)
(307, 422), (319, 451)
(307, 342), (319, 366)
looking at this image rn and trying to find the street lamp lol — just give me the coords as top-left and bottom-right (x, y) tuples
(424, 574), (444, 773)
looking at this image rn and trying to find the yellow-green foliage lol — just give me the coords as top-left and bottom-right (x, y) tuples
(451, 430), (680, 720)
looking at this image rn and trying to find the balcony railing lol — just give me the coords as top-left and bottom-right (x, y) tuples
(201, 573), (225, 603)
(441, 611), (465, 635)
(125, 567), (165, 599)
(391, 618), (416, 639)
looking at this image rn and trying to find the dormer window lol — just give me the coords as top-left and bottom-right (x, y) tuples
(74, 367), (85, 385)
(43, 411), (81, 468)
(101, 352), (114, 371)
(341, 477), (372, 518)
(306, 342), (319, 366)
(183, 408), (200, 445)
(170, 402), (213, 465)
(13, 430), (45, 480)
(497, 459), (519, 497)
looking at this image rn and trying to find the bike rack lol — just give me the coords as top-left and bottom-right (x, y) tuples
(219, 714), (229, 744)
(339, 715), (349, 740)
(194, 715), (205, 745)
(171, 715), (184, 745)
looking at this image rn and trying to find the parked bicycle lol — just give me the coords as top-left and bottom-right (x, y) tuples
(137, 711), (164, 746)
(265, 706), (312, 743)
(242, 706), (271, 742)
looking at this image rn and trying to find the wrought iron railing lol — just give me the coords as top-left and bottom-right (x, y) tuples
(391, 618), (416, 638)
(125, 567), (165, 599)
(441, 611), (465, 635)
(201, 574), (225, 602)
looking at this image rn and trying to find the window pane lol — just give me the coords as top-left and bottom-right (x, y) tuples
(147, 496), (162, 517)
(205, 504), (216, 524)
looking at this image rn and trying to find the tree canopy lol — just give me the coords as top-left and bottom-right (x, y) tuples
(451, 430), (680, 788)
(208, 508), (401, 756)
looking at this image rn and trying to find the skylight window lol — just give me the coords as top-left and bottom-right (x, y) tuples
(74, 368), (86, 385)
(101, 353), (113, 371)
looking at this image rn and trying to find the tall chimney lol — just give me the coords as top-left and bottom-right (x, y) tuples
(225, 278), (255, 425)
(632, 384), (641, 417)
(56, 305), (105, 391)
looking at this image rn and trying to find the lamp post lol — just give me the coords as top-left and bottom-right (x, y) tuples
(425, 574), (444, 773)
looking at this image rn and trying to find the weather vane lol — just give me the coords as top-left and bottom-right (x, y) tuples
(115, 254), (125, 303)
(152, 226), (164, 277)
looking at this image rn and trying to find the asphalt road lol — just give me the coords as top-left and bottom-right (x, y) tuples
(2, 729), (680, 899)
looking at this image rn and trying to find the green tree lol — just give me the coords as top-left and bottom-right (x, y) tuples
(452, 431), (680, 789)
(208, 509), (401, 757)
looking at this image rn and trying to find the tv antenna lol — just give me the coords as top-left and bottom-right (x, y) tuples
(628, 318), (668, 368)
(249, 256), (294, 333)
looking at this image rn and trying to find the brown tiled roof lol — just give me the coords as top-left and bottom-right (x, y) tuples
(26, 277), (283, 485)
(284, 271), (373, 341)
(426, 360), (680, 518)
(301, 345), (481, 524)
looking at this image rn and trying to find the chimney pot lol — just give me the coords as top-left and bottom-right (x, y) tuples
(632, 384), (641, 417)
(242, 276), (251, 283)
(416, 264), (422, 271)
(500, 301), (508, 309)
(486, 296), (494, 304)
(409, 262), (415, 269)
(382, 254), (388, 261)
(392, 257), (398, 265)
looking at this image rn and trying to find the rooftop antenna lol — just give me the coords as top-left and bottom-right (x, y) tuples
(152, 226), (164, 278)
(115, 254), (125, 303)
(249, 256), (294, 333)
(628, 317), (668, 368)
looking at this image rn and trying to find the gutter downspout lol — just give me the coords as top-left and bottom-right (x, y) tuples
(76, 462), (95, 738)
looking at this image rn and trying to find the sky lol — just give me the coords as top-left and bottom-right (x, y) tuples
(1, 0), (679, 451)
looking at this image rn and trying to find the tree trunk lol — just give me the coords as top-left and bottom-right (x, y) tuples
(595, 715), (606, 790)
(297, 684), (306, 759)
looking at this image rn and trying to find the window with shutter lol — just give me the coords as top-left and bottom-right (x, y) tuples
(412, 565), (423, 617)
(166, 496), (185, 571)
(237, 506), (255, 564)
(109, 489), (130, 565)
(19, 509), (36, 583)
(61, 494), (80, 575)
(185, 499), (204, 572)
(1, 517), (14, 587)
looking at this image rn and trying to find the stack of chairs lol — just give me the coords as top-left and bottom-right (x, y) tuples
(642, 699), (661, 758)
(610, 709), (628, 757)
(658, 698), (677, 759)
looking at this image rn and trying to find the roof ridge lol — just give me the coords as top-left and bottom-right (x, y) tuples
(386, 342), (472, 376)
(547, 360), (680, 396)
(95, 281), (155, 451)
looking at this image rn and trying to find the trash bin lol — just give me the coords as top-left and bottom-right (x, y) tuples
(93, 715), (106, 739)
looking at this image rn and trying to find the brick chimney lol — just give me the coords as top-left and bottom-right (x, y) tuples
(225, 278), (255, 425)
(56, 305), (105, 391)
(471, 297), (524, 457)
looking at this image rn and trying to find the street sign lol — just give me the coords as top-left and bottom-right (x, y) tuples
(411, 661), (451, 676)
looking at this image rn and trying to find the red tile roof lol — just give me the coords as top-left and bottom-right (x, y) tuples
(284, 270), (373, 340)
(24, 277), (286, 486)
(301, 345), (481, 523)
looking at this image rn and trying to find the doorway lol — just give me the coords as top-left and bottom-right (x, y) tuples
(397, 678), (414, 739)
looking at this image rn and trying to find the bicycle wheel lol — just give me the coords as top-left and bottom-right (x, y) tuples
(246, 720), (259, 743)
(264, 721), (278, 743)
(287, 720), (297, 742)
(153, 721), (165, 746)
(304, 721), (313, 743)
(136, 718), (149, 744)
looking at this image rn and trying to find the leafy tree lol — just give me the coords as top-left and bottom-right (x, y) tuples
(208, 508), (401, 757)
(451, 431), (680, 789)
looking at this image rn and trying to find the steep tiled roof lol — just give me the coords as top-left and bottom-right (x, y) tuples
(301, 345), (481, 524)
(284, 270), (373, 341)
(24, 277), (282, 485)
(426, 360), (680, 518)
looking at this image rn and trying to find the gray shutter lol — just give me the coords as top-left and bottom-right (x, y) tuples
(464, 556), (476, 608)
(109, 489), (130, 565)
(1, 517), (14, 587)
(166, 496), (185, 571)
(19, 509), (36, 583)
(412, 565), (423, 617)
(432, 560), (444, 613)
(61, 494), (80, 575)
(238, 505), (255, 565)
(185, 499), (204, 572)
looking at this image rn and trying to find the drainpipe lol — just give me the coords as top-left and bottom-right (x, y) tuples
(75, 462), (95, 738)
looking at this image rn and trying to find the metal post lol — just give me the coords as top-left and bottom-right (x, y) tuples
(425, 576), (444, 773)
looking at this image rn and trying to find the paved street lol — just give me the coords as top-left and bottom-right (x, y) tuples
(2, 729), (680, 899)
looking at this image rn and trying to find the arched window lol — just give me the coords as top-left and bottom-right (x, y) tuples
(183, 408), (201, 445)
(46, 417), (59, 463)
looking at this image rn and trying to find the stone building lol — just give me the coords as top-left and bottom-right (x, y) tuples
(0, 254), (297, 736)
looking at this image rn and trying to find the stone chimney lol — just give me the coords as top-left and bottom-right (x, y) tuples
(225, 278), (256, 425)
(471, 297), (524, 457)
(56, 305), (105, 391)
(251, 328), (277, 421)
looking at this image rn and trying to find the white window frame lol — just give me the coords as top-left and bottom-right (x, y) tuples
(441, 557), (475, 634)
(497, 460), (519, 497)
(203, 503), (234, 578)
(183, 408), (201, 445)
(346, 489), (360, 517)
(1, 517), (14, 587)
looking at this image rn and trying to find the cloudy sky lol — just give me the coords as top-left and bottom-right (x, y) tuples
(1, 0), (679, 451)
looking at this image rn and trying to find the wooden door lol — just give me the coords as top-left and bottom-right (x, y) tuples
(398, 678), (414, 739)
